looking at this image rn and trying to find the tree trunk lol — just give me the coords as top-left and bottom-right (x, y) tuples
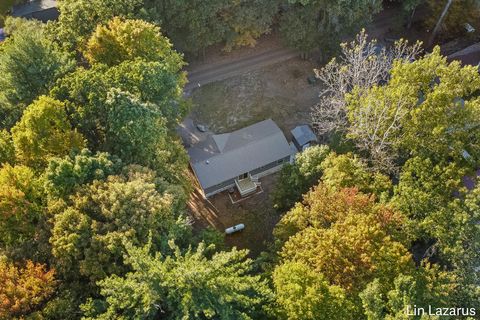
(407, 6), (416, 29)
(428, 0), (453, 47)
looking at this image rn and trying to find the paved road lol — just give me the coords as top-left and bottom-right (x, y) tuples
(183, 4), (400, 94)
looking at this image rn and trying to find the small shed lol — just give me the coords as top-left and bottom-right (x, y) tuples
(291, 125), (318, 151)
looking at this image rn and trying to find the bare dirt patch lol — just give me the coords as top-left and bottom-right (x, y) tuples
(187, 170), (281, 257)
(189, 58), (319, 136)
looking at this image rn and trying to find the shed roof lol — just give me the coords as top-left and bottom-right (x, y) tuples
(291, 125), (318, 147)
(188, 119), (293, 190)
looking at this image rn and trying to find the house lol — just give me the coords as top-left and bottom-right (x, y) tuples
(188, 119), (295, 198)
(12, 0), (58, 22)
(291, 124), (318, 151)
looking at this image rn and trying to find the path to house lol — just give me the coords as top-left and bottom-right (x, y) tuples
(184, 2), (403, 93)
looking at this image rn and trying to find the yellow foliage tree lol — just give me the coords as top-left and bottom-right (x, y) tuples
(11, 96), (85, 168)
(0, 259), (57, 318)
(83, 17), (184, 70)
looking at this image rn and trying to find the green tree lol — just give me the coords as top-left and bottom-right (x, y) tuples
(274, 185), (413, 317)
(82, 242), (271, 320)
(146, 0), (279, 56)
(279, 4), (320, 55)
(360, 264), (459, 320)
(147, 0), (227, 57)
(393, 48), (480, 164)
(346, 48), (480, 168)
(11, 96), (85, 168)
(52, 59), (187, 147)
(320, 152), (392, 200)
(221, 0), (279, 51)
(272, 261), (352, 320)
(102, 90), (188, 182)
(273, 145), (331, 211)
(51, 0), (144, 50)
(83, 17), (184, 69)
(43, 149), (122, 200)
(0, 129), (15, 165)
(390, 157), (479, 311)
(391, 156), (479, 270)
(0, 18), (75, 128)
(50, 165), (190, 283)
(392, 157), (464, 234)
(279, 0), (382, 56)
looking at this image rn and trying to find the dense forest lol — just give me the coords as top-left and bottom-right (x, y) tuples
(0, 0), (479, 319)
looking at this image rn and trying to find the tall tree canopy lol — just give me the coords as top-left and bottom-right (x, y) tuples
(320, 152), (392, 199)
(345, 47), (480, 170)
(50, 165), (190, 283)
(52, 59), (187, 141)
(83, 17), (184, 69)
(0, 129), (15, 165)
(0, 18), (75, 128)
(273, 145), (331, 211)
(392, 157), (480, 273)
(274, 185), (415, 316)
(279, 0), (382, 55)
(52, 0), (144, 50)
(311, 31), (422, 171)
(82, 242), (271, 320)
(43, 149), (122, 201)
(360, 264), (459, 320)
(145, 0), (279, 55)
(11, 96), (85, 168)
(272, 261), (353, 320)
(0, 165), (44, 253)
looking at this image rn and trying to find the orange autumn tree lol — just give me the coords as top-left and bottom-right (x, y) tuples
(0, 259), (57, 318)
(274, 185), (412, 293)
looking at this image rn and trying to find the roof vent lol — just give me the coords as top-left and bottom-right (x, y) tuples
(206, 160), (210, 164)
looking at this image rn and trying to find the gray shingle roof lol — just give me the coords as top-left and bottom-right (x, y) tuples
(188, 119), (292, 190)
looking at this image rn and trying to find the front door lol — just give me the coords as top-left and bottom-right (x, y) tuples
(238, 173), (248, 179)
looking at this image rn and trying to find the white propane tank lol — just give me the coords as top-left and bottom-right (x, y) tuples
(225, 223), (245, 234)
